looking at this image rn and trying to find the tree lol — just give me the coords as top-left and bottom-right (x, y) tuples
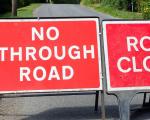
(53, 0), (80, 4)
(12, 0), (17, 16)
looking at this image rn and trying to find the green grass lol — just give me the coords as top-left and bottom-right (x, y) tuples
(0, 12), (12, 18)
(88, 4), (143, 19)
(0, 3), (41, 18)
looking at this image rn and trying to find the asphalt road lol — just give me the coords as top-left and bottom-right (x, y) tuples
(0, 4), (150, 120)
(33, 4), (114, 21)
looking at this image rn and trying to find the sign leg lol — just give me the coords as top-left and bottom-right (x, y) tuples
(116, 92), (136, 120)
(95, 91), (99, 111)
(143, 93), (147, 107)
(142, 92), (150, 109)
(101, 90), (106, 120)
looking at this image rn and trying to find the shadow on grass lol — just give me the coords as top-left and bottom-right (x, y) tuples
(18, 8), (28, 12)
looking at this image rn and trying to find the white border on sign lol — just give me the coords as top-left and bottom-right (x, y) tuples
(0, 18), (102, 94)
(103, 20), (150, 91)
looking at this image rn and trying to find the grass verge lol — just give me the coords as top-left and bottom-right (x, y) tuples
(88, 4), (143, 19)
(0, 3), (41, 18)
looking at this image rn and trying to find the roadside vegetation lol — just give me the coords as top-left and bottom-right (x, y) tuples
(81, 0), (150, 19)
(0, 0), (81, 17)
(0, 0), (45, 17)
(0, 0), (150, 19)
(0, 0), (45, 14)
(0, 3), (41, 17)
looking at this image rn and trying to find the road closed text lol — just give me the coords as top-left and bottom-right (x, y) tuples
(117, 36), (150, 73)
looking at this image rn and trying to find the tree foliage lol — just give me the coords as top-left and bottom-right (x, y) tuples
(81, 0), (150, 12)
(81, 0), (150, 19)
(0, 0), (82, 14)
(99, 0), (132, 11)
(53, 0), (81, 4)
(0, 0), (47, 14)
(0, 0), (11, 13)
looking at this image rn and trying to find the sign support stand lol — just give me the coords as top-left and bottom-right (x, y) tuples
(94, 91), (99, 111)
(115, 92), (136, 120)
(99, 28), (106, 120)
(143, 92), (150, 107)
(101, 90), (106, 120)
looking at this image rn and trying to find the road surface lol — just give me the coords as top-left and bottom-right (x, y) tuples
(0, 4), (150, 120)
(33, 4), (114, 21)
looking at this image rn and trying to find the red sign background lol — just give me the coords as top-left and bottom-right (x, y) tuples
(103, 21), (150, 91)
(0, 18), (101, 93)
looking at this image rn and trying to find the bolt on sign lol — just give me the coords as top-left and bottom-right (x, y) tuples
(0, 18), (102, 93)
(103, 21), (150, 91)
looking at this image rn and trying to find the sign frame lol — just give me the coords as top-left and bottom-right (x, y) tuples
(0, 17), (102, 94)
(103, 20), (150, 92)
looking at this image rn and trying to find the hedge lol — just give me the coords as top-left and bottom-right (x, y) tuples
(0, 0), (46, 14)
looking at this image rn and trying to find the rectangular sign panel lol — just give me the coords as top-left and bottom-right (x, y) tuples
(0, 18), (102, 93)
(103, 20), (150, 91)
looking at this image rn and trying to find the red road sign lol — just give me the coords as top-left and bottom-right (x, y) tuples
(103, 21), (150, 91)
(0, 18), (102, 93)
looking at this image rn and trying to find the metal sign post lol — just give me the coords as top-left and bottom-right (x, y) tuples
(142, 92), (150, 108)
(95, 91), (99, 111)
(131, 0), (134, 12)
(115, 92), (136, 120)
(101, 90), (106, 120)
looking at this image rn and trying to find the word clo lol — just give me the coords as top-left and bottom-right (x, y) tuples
(117, 36), (150, 73)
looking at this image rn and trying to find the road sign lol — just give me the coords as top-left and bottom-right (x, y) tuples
(0, 18), (101, 93)
(103, 20), (150, 91)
